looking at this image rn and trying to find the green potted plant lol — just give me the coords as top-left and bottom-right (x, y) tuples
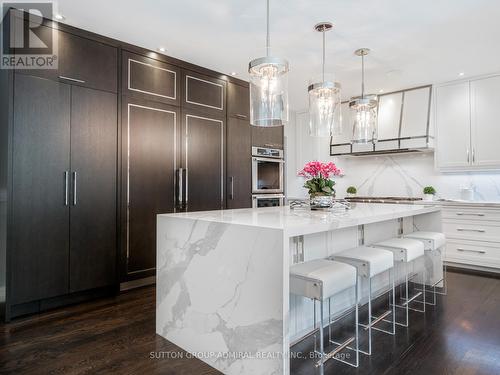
(346, 186), (357, 198)
(423, 186), (436, 201)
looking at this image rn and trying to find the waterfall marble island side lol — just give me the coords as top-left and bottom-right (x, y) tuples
(156, 204), (442, 375)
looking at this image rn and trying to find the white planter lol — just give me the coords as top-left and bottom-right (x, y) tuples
(347, 193), (356, 198)
(423, 194), (435, 201)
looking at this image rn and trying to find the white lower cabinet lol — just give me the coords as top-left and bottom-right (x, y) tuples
(442, 206), (500, 270)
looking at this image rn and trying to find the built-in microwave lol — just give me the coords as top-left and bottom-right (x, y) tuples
(251, 147), (284, 194)
(252, 194), (285, 208)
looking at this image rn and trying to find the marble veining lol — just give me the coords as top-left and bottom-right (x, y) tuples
(157, 217), (286, 374)
(159, 204), (440, 237)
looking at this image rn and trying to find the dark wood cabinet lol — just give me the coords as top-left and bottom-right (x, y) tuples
(8, 11), (117, 93)
(227, 82), (250, 119)
(251, 126), (284, 149)
(122, 51), (180, 106)
(182, 70), (226, 115)
(226, 117), (252, 209)
(11, 74), (70, 305)
(7, 73), (118, 316)
(181, 110), (225, 212)
(58, 31), (118, 93)
(69, 86), (117, 292)
(122, 98), (179, 279)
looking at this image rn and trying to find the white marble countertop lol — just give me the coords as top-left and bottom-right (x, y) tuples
(159, 203), (440, 237)
(414, 200), (500, 208)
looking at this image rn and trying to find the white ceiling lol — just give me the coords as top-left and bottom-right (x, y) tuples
(56, 0), (500, 109)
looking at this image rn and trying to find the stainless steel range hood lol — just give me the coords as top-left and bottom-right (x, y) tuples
(330, 85), (434, 156)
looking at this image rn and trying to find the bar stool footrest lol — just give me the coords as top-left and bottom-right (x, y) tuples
(315, 337), (355, 367)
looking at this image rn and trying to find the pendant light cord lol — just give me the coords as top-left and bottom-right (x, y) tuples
(266, 0), (270, 57)
(361, 53), (365, 99)
(322, 29), (325, 83)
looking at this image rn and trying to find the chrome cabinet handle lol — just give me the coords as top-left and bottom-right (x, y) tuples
(178, 168), (183, 206)
(235, 114), (248, 119)
(456, 212), (485, 217)
(456, 228), (485, 233)
(472, 148), (476, 163)
(64, 171), (69, 206)
(72, 172), (77, 206)
(457, 248), (486, 254)
(466, 149), (470, 163)
(229, 177), (234, 200)
(185, 168), (188, 205)
(59, 75), (86, 84)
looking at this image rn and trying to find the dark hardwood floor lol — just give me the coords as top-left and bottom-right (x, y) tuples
(1, 270), (499, 375)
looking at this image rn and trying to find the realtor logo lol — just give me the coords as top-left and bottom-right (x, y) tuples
(1, 2), (58, 69)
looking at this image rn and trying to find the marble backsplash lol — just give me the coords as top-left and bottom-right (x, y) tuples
(285, 110), (500, 202)
(332, 152), (500, 201)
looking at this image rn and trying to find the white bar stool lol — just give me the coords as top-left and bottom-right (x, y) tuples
(290, 259), (359, 374)
(404, 231), (447, 304)
(373, 238), (426, 327)
(330, 246), (396, 356)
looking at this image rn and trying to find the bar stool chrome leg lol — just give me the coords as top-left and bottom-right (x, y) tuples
(328, 281), (360, 367)
(291, 259), (359, 373)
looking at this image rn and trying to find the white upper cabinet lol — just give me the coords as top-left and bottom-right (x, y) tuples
(435, 81), (471, 170)
(470, 76), (500, 168)
(435, 74), (500, 171)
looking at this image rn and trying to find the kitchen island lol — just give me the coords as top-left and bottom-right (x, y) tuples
(156, 203), (442, 375)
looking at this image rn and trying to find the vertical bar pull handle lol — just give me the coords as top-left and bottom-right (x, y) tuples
(229, 177), (234, 200)
(178, 168), (183, 206)
(64, 171), (69, 206)
(72, 171), (77, 206)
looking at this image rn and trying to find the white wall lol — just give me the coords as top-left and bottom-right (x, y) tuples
(286, 110), (500, 202)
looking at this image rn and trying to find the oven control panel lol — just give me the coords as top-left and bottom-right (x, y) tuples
(252, 146), (283, 159)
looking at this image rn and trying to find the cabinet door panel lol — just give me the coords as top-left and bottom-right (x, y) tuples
(227, 83), (249, 119)
(435, 82), (471, 169)
(125, 99), (178, 277)
(59, 31), (117, 92)
(122, 51), (180, 105)
(182, 112), (224, 211)
(251, 126), (284, 149)
(11, 74), (70, 304)
(227, 118), (252, 209)
(70, 86), (117, 292)
(471, 76), (500, 168)
(183, 71), (226, 114)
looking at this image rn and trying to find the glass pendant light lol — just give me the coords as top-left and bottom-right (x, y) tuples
(350, 48), (378, 144)
(308, 22), (342, 137)
(248, 0), (289, 127)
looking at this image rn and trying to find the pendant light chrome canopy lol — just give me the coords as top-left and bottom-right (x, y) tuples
(350, 48), (378, 144)
(308, 22), (342, 137)
(248, 0), (289, 127)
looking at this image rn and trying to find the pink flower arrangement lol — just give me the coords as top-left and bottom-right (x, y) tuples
(298, 161), (342, 179)
(298, 161), (343, 197)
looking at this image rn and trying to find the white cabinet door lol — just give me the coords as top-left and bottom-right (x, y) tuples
(470, 75), (500, 168)
(435, 81), (471, 169)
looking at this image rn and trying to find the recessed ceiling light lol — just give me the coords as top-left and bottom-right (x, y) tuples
(158, 47), (166, 53)
(54, 14), (65, 20)
(379, 89), (384, 93)
(458, 72), (465, 76)
(231, 72), (237, 76)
